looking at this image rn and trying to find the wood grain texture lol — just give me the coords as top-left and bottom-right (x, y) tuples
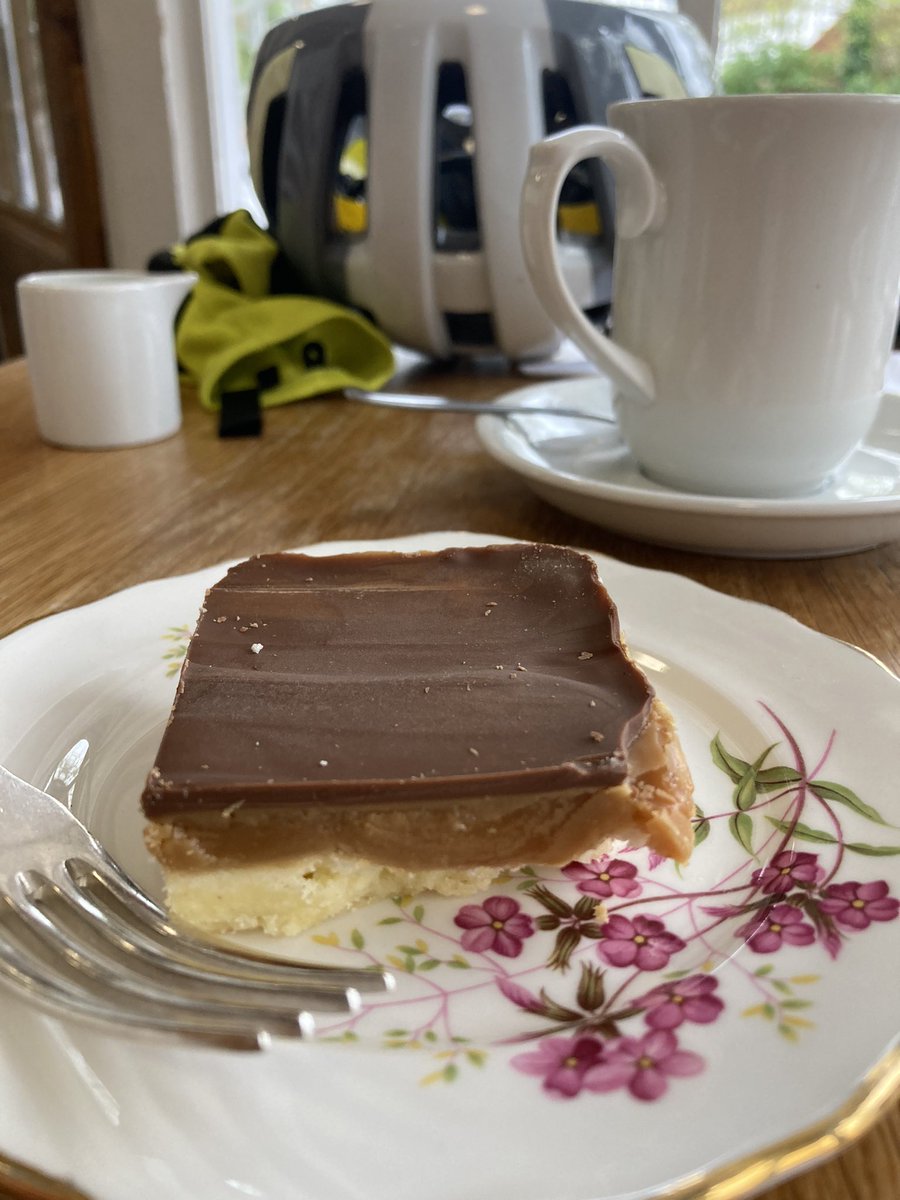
(0, 354), (897, 1199)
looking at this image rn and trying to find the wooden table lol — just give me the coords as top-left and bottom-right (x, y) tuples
(0, 354), (897, 1200)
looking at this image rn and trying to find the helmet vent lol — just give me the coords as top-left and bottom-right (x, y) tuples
(261, 93), (287, 228)
(444, 311), (496, 349)
(331, 68), (369, 238)
(542, 68), (606, 244)
(542, 69), (580, 135)
(434, 62), (479, 252)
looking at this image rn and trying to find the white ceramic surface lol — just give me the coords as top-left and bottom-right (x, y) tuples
(0, 532), (898, 1200)
(520, 95), (900, 498)
(477, 379), (900, 558)
(17, 270), (195, 449)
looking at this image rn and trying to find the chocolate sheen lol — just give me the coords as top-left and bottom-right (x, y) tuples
(141, 544), (654, 817)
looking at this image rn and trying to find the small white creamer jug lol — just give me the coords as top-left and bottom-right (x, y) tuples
(17, 269), (196, 449)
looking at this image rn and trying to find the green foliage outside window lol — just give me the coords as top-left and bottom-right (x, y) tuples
(721, 0), (900, 94)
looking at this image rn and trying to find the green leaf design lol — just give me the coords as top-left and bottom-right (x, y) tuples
(754, 964), (774, 977)
(733, 744), (780, 810)
(527, 883), (573, 919)
(781, 998), (813, 1010)
(693, 803), (711, 847)
(711, 734), (750, 783)
(443, 1064), (458, 1082)
(576, 963), (606, 1012)
(549, 926), (582, 972)
(729, 811), (755, 855)
(573, 895), (598, 920)
(754, 765), (804, 792)
(465, 1049), (487, 1068)
(537, 989), (584, 1023)
(397, 945), (423, 956)
(576, 921), (605, 940)
(810, 781), (890, 826)
(845, 842), (900, 856)
(412, 904), (425, 922)
(766, 818), (837, 845)
(734, 772), (759, 811)
(377, 917), (403, 925)
(535, 914), (561, 931)
(351, 928), (365, 950)
(384, 1028), (408, 1037)
(693, 819), (711, 846)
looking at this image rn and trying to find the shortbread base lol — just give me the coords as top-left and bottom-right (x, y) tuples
(164, 856), (543, 937)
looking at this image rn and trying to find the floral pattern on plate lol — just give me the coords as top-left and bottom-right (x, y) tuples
(301, 705), (899, 1099)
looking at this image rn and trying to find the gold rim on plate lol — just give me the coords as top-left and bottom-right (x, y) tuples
(1, 1043), (896, 1200)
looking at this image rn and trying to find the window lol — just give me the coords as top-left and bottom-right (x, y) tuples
(719, 0), (899, 94)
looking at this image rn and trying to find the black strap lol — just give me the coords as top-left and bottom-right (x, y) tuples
(218, 389), (262, 438)
(217, 367), (280, 438)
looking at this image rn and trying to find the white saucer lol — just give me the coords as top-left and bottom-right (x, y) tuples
(476, 378), (900, 557)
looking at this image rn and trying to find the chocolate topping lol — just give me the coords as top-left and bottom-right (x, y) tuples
(141, 544), (654, 817)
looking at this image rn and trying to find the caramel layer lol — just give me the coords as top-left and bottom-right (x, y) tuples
(146, 699), (695, 871)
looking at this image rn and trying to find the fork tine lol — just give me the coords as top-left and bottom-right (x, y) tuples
(0, 764), (394, 1046)
(64, 858), (394, 994)
(0, 900), (316, 1038)
(0, 923), (308, 1048)
(0, 958), (265, 1051)
(8, 888), (360, 1016)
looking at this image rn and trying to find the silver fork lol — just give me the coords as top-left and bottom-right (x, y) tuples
(0, 765), (394, 1050)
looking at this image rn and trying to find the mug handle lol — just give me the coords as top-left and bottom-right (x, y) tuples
(521, 126), (664, 405)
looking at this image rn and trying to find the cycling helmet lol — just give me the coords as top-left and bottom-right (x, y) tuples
(248, 0), (713, 359)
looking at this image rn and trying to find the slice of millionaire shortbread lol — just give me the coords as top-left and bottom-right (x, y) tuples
(141, 544), (694, 936)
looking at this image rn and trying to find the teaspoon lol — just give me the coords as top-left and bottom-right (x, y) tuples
(343, 387), (614, 423)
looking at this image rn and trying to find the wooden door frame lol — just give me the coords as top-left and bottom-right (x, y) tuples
(75, 0), (219, 269)
(36, 0), (106, 264)
(0, 0), (106, 356)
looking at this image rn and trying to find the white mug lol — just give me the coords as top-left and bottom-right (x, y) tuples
(17, 270), (196, 449)
(521, 95), (900, 498)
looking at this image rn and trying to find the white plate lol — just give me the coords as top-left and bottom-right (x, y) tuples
(476, 380), (900, 557)
(1, 531), (899, 1200)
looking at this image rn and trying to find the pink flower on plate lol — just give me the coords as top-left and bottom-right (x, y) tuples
(752, 850), (823, 895)
(736, 903), (815, 953)
(512, 1034), (604, 1098)
(563, 856), (641, 899)
(597, 914), (686, 971)
(584, 1030), (703, 1102)
(454, 895), (534, 958)
(818, 880), (900, 930)
(637, 974), (724, 1030)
